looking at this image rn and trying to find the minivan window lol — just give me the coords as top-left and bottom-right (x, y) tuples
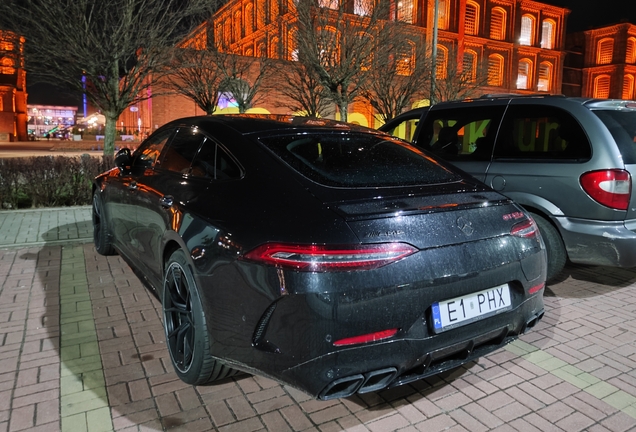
(592, 110), (636, 164)
(418, 106), (506, 161)
(260, 132), (461, 187)
(493, 105), (591, 161)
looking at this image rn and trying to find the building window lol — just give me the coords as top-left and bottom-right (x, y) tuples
(465, 1), (479, 36)
(397, 0), (414, 23)
(438, 0), (449, 30)
(319, 0), (339, 9)
(623, 75), (634, 99)
(488, 54), (504, 86)
(270, 0), (279, 20)
(396, 41), (415, 76)
(354, 0), (373, 15)
(269, 36), (280, 59)
(257, 0), (266, 27)
(538, 62), (552, 91)
(517, 59), (532, 89)
(594, 75), (611, 98)
(0, 57), (15, 75)
(257, 42), (267, 57)
(245, 3), (254, 35)
(541, 19), (555, 49)
(288, 29), (298, 61)
(597, 38), (613, 65)
(463, 50), (477, 82)
(520, 14), (535, 46)
(233, 10), (242, 43)
(490, 7), (506, 40)
(626, 38), (636, 64)
(436, 45), (448, 79)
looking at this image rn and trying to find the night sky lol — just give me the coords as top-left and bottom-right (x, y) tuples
(27, 0), (636, 108)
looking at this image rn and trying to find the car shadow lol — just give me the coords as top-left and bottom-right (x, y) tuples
(547, 261), (636, 298)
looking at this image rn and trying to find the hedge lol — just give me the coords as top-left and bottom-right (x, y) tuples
(0, 155), (114, 209)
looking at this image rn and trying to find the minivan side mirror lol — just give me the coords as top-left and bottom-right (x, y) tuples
(114, 148), (132, 171)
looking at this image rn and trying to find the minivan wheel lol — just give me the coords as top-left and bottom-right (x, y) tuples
(530, 213), (566, 282)
(162, 249), (236, 385)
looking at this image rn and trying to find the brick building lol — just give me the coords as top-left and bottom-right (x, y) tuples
(140, 0), (571, 131)
(0, 30), (27, 141)
(562, 23), (636, 99)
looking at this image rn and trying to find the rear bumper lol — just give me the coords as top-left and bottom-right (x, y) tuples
(556, 216), (636, 267)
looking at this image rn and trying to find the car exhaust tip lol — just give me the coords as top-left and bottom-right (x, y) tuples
(358, 367), (398, 394)
(319, 374), (365, 400)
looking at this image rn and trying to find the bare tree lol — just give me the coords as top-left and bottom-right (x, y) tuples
(272, 58), (333, 117)
(166, 47), (226, 115)
(216, 52), (273, 113)
(362, 25), (431, 123)
(0, 0), (218, 155)
(433, 47), (490, 102)
(293, 0), (391, 122)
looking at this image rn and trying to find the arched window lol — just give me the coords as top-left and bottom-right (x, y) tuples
(244, 47), (254, 57)
(287, 29), (297, 61)
(463, 50), (477, 82)
(438, 0), (449, 30)
(318, 0), (339, 9)
(465, 1), (479, 36)
(354, 0), (373, 16)
(517, 58), (532, 89)
(597, 38), (613, 64)
(538, 62), (552, 91)
(233, 10), (242, 43)
(318, 26), (339, 67)
(541, 19), (555, 49)
(520, 14), (535, 46)
(269, 36), (280, 59)
(490, 7), (506, 40)
(257, 42), (267, 58)
(270, 0), (279, 21)
(436, 45), (448, 79)
(488, 54), (504, 86)
(396, 40), (415, 76)
(0, 57), (14, 74)
(256, 0), (266, 27)
(245, 3), (254, 35)
(626, 38), (636, 63)
(623, 75), (634, 99)
(594, 75), (611, 98)
(397, 0), (414, 23)
(215, 23), (223, 46)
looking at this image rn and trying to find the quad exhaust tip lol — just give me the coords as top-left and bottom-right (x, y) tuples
(320, 367), (398, 400)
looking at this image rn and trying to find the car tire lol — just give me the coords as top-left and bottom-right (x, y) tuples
(530, 212), (566, 282)
(162, 249), (236, 385)
(92, 192), (115, 256)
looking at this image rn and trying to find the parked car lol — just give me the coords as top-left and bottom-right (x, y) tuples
(381, 95), (636, 281)
(92, 114), (546, 400)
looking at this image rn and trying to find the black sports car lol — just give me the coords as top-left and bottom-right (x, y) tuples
(92, 115), (546, 400)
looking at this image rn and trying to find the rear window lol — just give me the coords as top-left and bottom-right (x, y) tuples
(259, 132), (462, 187)
(593, 110), (636, 164)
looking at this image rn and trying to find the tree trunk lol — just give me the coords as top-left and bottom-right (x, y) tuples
(103, 113), (118, 156)
(339, 101), (348, 123)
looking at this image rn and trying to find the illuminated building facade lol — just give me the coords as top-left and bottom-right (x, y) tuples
(0, 30), (27, 141)
(147, 0), (570, 129)
(27, 105), (78, 138)
(563, 23), (636, 99)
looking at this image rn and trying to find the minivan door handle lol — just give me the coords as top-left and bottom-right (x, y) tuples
(160, 195), (174, 208)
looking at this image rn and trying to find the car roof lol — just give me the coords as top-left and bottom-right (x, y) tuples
(163, 114), (380, 136)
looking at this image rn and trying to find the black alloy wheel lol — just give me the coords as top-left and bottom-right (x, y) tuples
(162, 250), (236, 384)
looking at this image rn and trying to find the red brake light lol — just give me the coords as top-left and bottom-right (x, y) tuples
(243, 242), (417, 272)
(333, 329), (399, 346)
(511, 218), (539, 238)
(580, 169), (631, 210)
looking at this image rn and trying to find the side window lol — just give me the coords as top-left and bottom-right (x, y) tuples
(494, 105), (592, 161)
(159, 127), (207, 173)
(382, 113), (423, 142)
(190, 140), (242, 180)
(418, 106), (506, 161)
(133, 128), (174, 168)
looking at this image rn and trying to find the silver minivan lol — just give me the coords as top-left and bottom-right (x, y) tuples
(381, 95), (636, 281)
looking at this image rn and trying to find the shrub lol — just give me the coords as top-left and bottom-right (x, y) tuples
(0, 155), (114, 209)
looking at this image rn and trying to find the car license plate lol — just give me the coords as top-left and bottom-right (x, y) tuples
(431, 284), (511, 333)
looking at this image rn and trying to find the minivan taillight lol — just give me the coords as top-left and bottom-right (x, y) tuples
(580, 170), (631, 210)
(243, 242), (417, 272)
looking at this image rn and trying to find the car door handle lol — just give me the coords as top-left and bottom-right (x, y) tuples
(128, 181), (138, 191)
(160, 195), (174, 208)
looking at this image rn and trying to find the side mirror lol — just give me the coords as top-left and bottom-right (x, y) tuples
(114, 148), (132, 170)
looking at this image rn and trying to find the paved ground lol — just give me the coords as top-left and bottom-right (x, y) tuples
(2, 207), (636, 432)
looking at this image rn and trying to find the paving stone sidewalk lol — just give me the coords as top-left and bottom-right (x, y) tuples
(1, 207), (636, 431)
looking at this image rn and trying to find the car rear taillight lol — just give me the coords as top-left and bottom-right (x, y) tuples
(243, 242), (417, 272)
(580, 169), (631, 210)
(510, 218), (539, 238)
